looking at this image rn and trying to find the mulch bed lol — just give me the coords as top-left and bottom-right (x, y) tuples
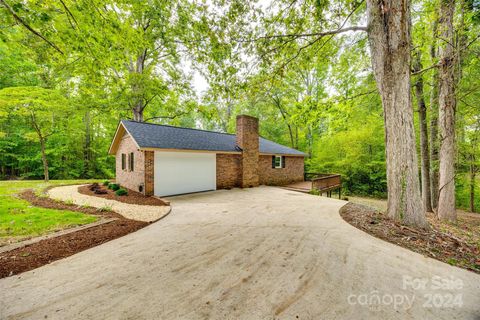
(340, 203), (480, 274)
(78, 184), (167, 206)
(0, 190), (148, 278)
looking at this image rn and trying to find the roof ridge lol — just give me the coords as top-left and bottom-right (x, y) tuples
(120, 120), (305, 155)
(122, 120), (236, 137)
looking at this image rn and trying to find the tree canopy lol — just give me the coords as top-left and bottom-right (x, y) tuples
(0, 0), (479, 218)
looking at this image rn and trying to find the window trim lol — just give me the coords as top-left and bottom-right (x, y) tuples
(129, 152), (134, 171)
(121, 153), (126, 170)
(274, 155), (282, 169)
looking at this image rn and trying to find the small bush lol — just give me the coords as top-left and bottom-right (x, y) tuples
(103, 180), (110, 186)
(110, 183), (120, 191)
(115, 188), (128, 196)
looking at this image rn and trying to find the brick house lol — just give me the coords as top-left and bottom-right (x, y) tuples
(108, 115), (305, 197)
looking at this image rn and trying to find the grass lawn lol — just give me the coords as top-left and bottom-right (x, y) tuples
(0, 180), (101, 245)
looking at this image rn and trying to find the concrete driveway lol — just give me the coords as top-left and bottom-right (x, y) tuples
(1, 187), (479, 319)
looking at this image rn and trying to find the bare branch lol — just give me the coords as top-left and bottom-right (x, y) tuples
(59, 0), (78, 29)
(411, 63), (440, 75)
(144, 112), (187, 122)
(244, 26), (367, 43)
(0, 0), (64, 54)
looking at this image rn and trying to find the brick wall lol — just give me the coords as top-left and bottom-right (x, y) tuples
(144, 151), (154, 195)
(115, 133), (145, 193)
(216, 154), (242, 188)
(236, 115), (259, 187)
(258, 155), (304, 185)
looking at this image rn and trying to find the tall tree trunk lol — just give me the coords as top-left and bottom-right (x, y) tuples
(307, 125), (313, 157)
(133, 101), (144, 122)
(437, 0), (457, 221)
(469, 156), (476, 212)
(30, 110), (49, 182)
(366, 0), (427, 227)
(83, 110), (91, 177)
(272, 94), (295, 148)
(429, 32), (440, 210)
(130, 50), (147, 122)
(40, 137), (49, 182)
(413, 52), (433, 212)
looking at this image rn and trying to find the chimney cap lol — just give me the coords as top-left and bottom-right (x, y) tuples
(236, 114), (258, 121)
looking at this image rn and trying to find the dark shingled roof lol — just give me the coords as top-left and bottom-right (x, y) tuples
(121, 120), (305, 156)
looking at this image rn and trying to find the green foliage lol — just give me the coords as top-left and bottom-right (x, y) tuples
(115, 188), (128, 196)
(103, 180), (110, 186)
(456, 175), (480, 212)
(109, 183), (120, 191)
(0, 0), (478, 212)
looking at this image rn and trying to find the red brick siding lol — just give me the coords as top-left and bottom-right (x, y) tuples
(236, 115), (259, 187)
(216, 154), (242, 188)
(258, 155), (304, 185)
(144, 151), (154, 195)
(115, 134), (145, 193)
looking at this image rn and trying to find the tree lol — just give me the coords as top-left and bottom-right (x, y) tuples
(0, 87), (68, 181)
(429, 17), (440, 210)
(365, 0), (426, 227)
(204, 0), (428, 227)
(413, 51), (433, 213)
(437, 0), (457, 221)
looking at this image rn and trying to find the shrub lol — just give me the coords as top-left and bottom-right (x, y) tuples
(115, 188), (128, 196)
(110, 183), (120, 191)
(98, 206), (112, 212)
(103, 180), (110, 186)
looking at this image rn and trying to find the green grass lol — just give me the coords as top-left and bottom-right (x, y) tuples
(0, 180), (101, 242)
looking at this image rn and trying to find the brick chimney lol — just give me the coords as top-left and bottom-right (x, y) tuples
(236, 115), (259, 187)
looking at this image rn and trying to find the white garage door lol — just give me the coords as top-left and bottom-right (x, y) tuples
(154, 151), (216, 197)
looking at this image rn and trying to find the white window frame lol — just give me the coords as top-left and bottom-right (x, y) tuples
(274, 155), (282, 168)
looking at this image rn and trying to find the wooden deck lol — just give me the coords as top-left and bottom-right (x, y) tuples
(283, 173), (342, 198)
(282, 181), (314, 193)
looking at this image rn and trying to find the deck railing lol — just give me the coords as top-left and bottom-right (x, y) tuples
(304, 173), (342, 196)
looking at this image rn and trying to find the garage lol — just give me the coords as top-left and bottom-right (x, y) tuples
(154, 151), (216, 197)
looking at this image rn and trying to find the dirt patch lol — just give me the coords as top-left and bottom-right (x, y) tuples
(340, 202), (480, 274)
(0, 190), (148, 278)
(78, 184), (167, 206)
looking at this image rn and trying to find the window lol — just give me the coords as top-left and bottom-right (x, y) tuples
(129, 152), (134, 171)
(275, 155), (282, 168)
(272, 155), (285, 169)
(121, 153), (126, 170)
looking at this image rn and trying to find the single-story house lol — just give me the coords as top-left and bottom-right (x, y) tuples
(108, 115), (305, 197)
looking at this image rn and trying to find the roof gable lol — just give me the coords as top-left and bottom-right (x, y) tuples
(109, 120), (305, 156)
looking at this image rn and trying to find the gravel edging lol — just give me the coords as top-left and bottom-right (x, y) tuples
(48, 185), (171, 222)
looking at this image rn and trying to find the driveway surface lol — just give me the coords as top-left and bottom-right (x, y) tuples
(1, 187), (479, 319)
